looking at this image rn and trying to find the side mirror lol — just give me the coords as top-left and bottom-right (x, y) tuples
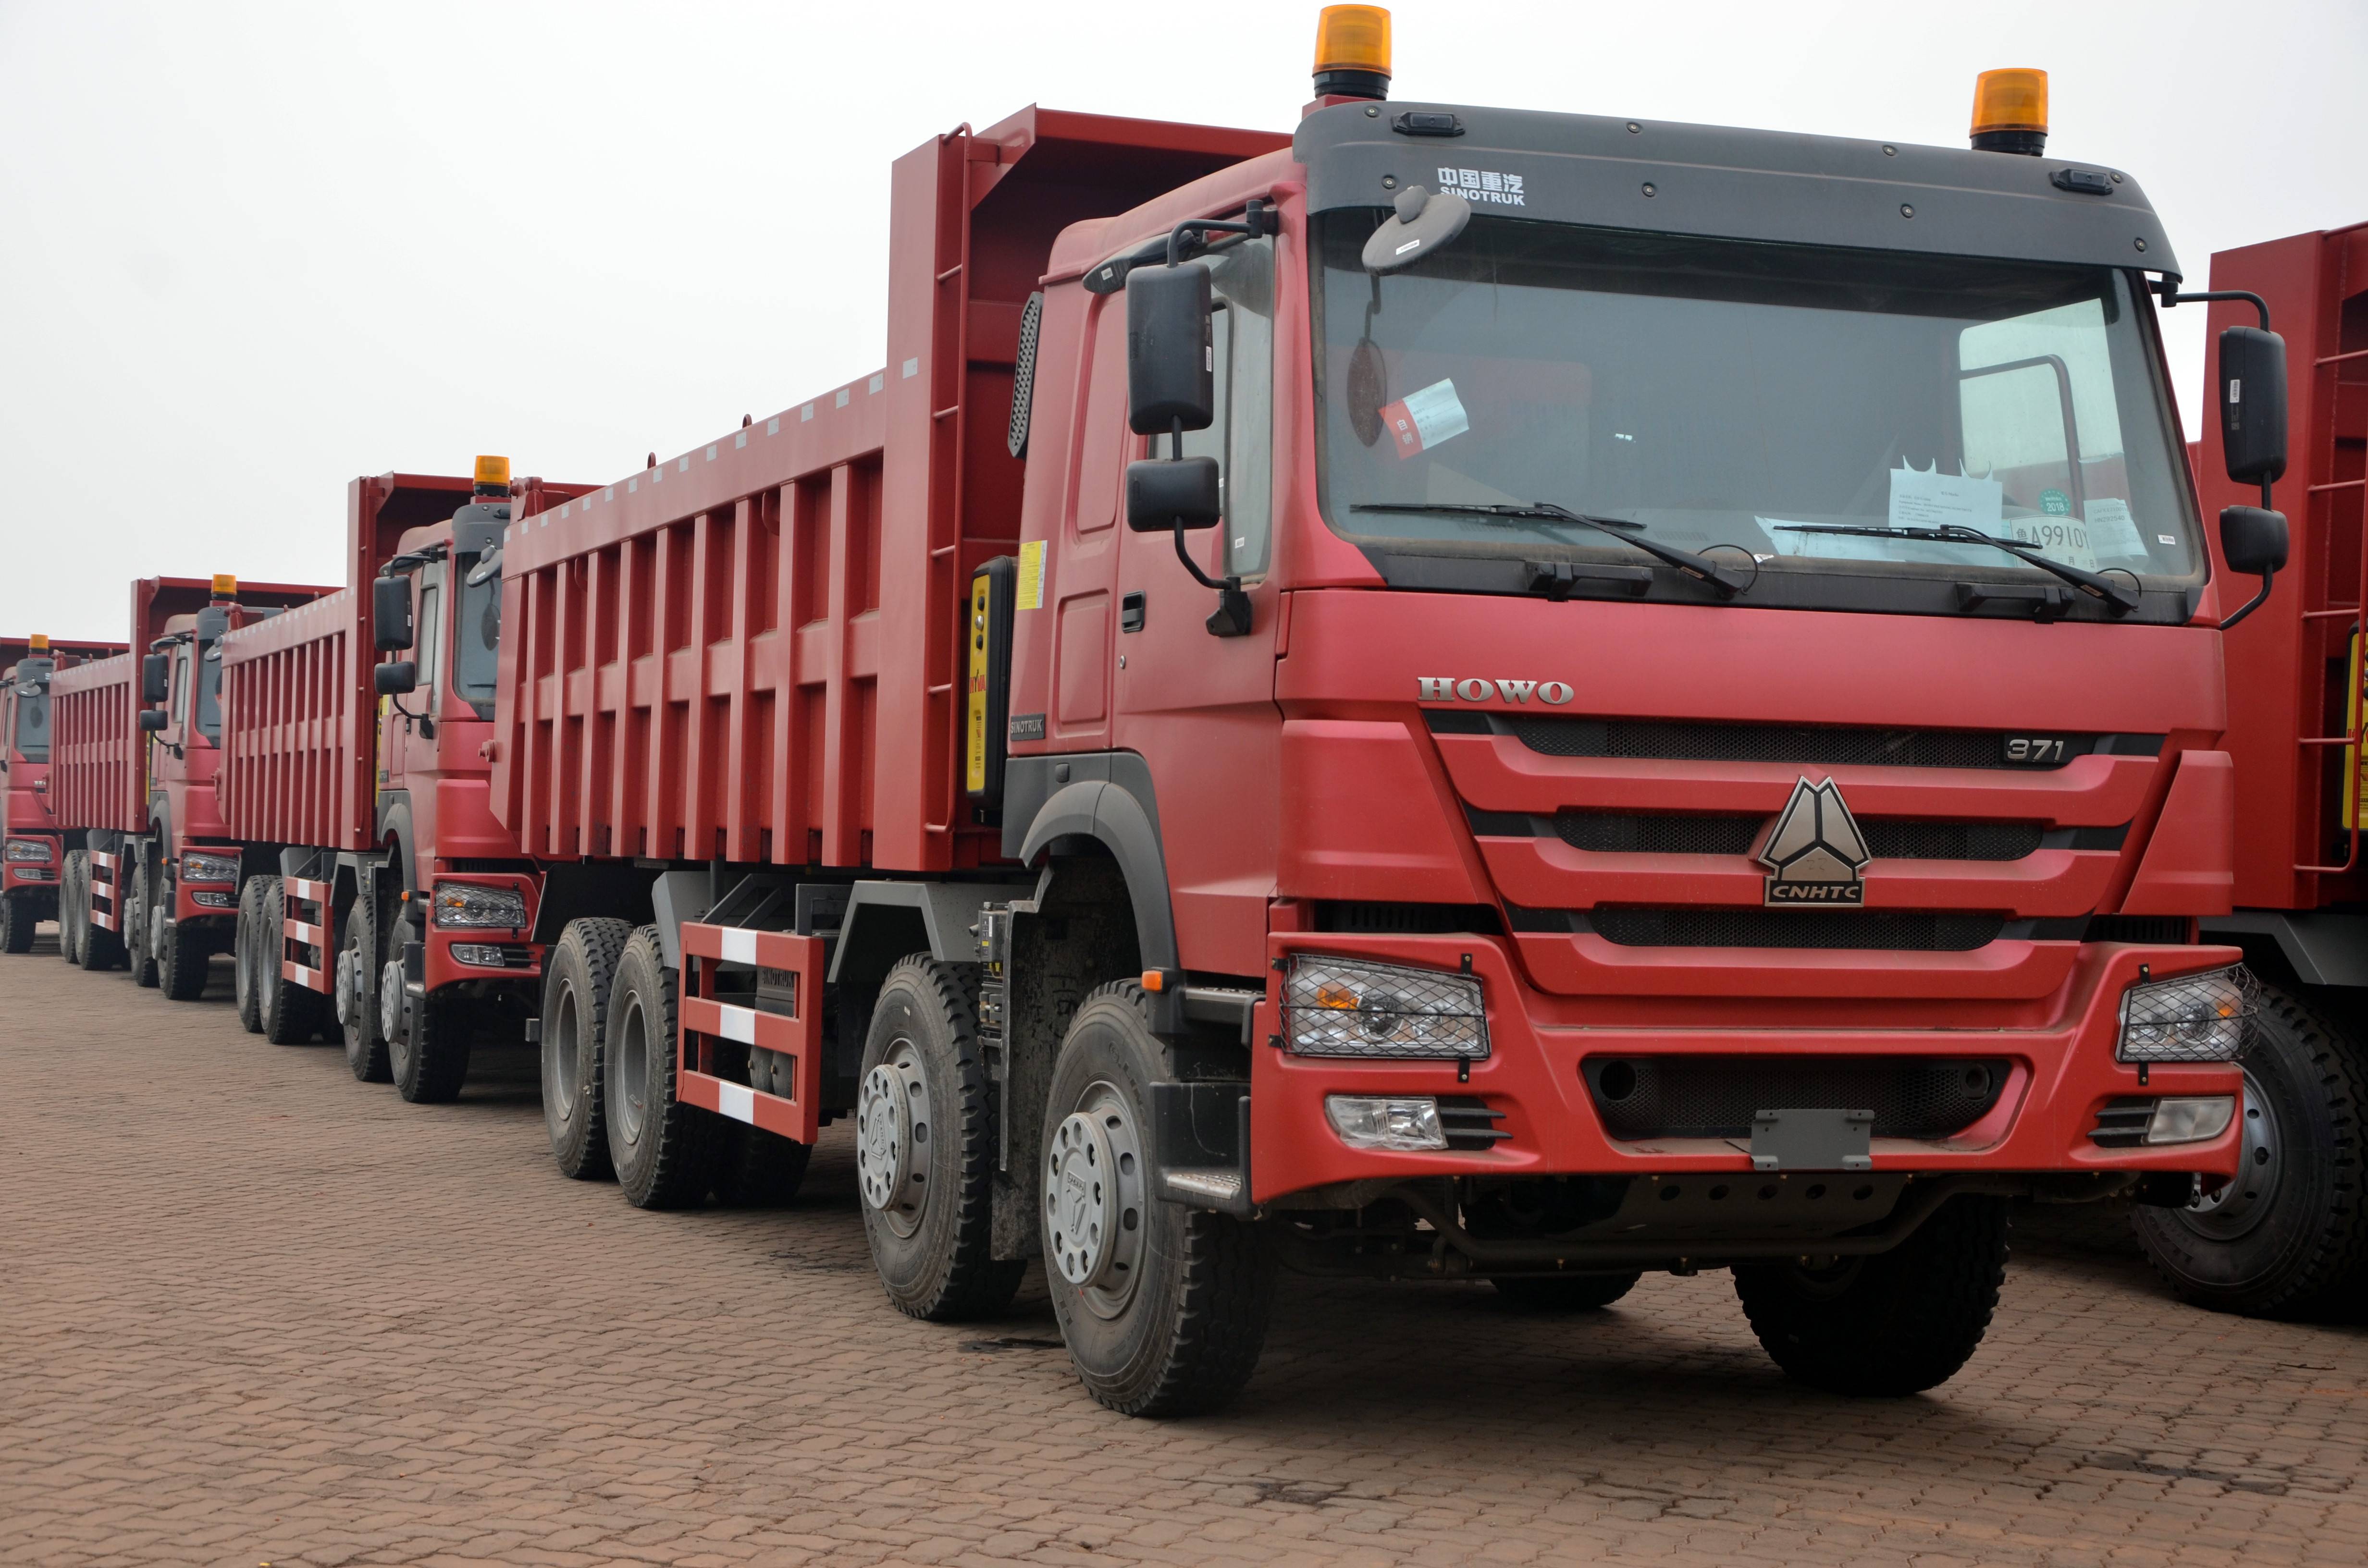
(1360, 183), (1473, 273)
(374, 660), (418, 697)
(137, 707), (169, 733)
(374, 576), (415, 652)
(1125, 263), (1213, 437)
(2217, 505), (2289, 631)
(140, 652), (169, 704)
(1125, 457), (1222, 532)
(2220, 325), (2289, 486)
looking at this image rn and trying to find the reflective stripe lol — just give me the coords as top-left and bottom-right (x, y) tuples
(715, 1081), (756, 1125)
(718, 928), (759, 966)
(714, 1003), (759, 1046)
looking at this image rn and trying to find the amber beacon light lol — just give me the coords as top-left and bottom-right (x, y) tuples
(474, 454), (512, 496)
(1314, 5), (1392, 100)
(1970, 68), (2048, 156)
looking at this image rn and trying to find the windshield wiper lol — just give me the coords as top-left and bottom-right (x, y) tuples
(1770, 523), (2142, 614)
(1353, 502), (1751, 597)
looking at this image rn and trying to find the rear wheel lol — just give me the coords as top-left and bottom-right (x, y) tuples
(712, 1120), (814, 1206)
(257, 877), (327, 1044)
(1734, 1194), (2009, 1396)
(1490, 1272), (1642, 1311)
(78, 856), (123, 971)
(59, 852), (86, 966)
(337, 893), (390, 1082)
(1043, 983), (1274, 1416)
(233, 877), (266, 1032)
(124, 856), (159, 988)
(856, 956), (1022, 1321)
(2133, 983), (2368, 1320)
(0, 895), (33, 955)
(604, 926), (718, 1208)
(158, 899), (210, 1001)
(541, 917), (631, 1179)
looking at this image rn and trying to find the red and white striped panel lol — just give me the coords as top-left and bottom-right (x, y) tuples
(280, 876), (333, 993)
(678, 923), (825, 1145)
(87, 849), (120, 932)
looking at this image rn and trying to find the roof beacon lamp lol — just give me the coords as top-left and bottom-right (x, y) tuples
(1313, 5), (1391, 102)
(27, 634), (47, 654)
(1970, 68), (2048, 156)
(210, 573), (238, 603)
(474, 453), (512, 498)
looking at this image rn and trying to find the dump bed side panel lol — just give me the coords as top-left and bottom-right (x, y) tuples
(50, 654), (141, 833)
(218, 587), (360, 850)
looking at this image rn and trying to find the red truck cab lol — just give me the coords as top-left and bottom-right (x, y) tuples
(0, 637), (127, 951)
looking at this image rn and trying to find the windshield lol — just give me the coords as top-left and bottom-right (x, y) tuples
(1314, 215), (2200, 610)
(11, 686), (47, 764)
(455, 564), (499, 713)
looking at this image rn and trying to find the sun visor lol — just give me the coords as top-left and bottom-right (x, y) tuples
(1295, 101), (2177, 279)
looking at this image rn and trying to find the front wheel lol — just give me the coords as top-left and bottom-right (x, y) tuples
(390, 970), (471, 1104)
(1043, 983), (1274, 1417)
(1734, 1194), (2009, 1396)
(158, 904), (210, 1001)
(2133, 983), (2368, 1320)
(124, 858), (159, 988)
(337, 893), (390, 1081)
(0, 894), (34, 955)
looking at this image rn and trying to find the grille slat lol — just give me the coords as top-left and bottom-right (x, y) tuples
(1494, 715), (2102, 769)
(2090, 1098), (2155, 1148)
(1549, 812), (2043, 861)
(1589, 908), (2005, 951)
(1584, 1056), (2008, 1140)
(1436, 1096), (1510, 1152)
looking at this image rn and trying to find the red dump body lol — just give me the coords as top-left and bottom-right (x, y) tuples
(2194, 224), (2368, 920)
(51, 579), (228, 835)
(492, 108), (1285, 872)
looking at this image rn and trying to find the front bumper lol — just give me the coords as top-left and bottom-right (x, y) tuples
(3, 835), (61, 892)
(420, 872), (543, 992)
(1249, 930), (2244, 1204)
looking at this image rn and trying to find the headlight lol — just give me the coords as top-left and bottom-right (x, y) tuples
(180, 851), (238, 883)
(433, 882), (527, 930)
(1285, 956), (1488, 1060)
(4, 838), (54, 863)
(1326, 1096), (1448, 1152)
(2118, 965), (2255, 1063)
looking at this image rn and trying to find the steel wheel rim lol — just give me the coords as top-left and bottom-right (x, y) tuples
(2176, 1065), (2282, 1242)
(1044, 1079), (1147, 1320)
(855, 1038), (929, 1237)
(614, 991), (651, 1145)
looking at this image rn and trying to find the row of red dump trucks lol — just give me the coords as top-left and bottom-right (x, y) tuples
(1, 7), (2345, 1414)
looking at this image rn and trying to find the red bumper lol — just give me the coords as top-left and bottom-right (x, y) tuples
(3, 833), (61, 891)
(1249, 930), (2245, 1203)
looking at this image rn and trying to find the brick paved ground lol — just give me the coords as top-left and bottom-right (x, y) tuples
(4, 934), (2367, 1568)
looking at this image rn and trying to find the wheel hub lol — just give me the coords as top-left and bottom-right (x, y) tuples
(378, 957), (407, 1045)
(855, 1041), (929, 1237)
(2177, 1064), (2283, 1242)
(334, 943), (357, 1028)
(1043, 1083), (1147, 1318)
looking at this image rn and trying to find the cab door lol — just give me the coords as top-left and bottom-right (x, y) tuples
(380, 564), (444, 796)
(1044, 293), (1129, 751)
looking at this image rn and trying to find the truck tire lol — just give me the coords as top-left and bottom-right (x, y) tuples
(157, 906), (210, 1001)
(337, 893), (390, 1081)
(59, 852), (86, 966)
(1491, 1272), (1642, 1311)
(233, 877), (267, 1032)
(712, 1120), (813, 1207)
(1042, 982), (1275, 1416)
(855, 955), (1021, 1321)
(124, 858), (159, 988)
(0, 894), (33, 955)
(392, 987), (472, 1103)
(77, 858), (123, 972)
(541, 917), (631, 1180)
(1734, 1193), (2009, 1396)
(257, 878), (326, 1044)
(604, 926), (718, 1208)
(2133, 983), (2368, 1320)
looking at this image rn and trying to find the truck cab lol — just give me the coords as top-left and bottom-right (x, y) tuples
(1, 647), (65, 950)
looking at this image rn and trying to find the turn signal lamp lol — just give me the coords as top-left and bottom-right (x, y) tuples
(1313, 5), (1392, 100)
(1970, 68), (2048, 156)
(474, 453), (511, 496)
(211, 573), (238, 600)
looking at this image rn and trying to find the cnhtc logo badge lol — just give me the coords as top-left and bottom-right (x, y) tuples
(1758, 778), (1871, 907)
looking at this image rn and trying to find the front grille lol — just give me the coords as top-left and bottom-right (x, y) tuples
(1583, 1055), (2009, 1140)
(1588, 907), (2005, 951)
(1496, 715), (2099, 769)
(2091, 1098), (2155, 1147)
(1311, 901), (1503, 935)
(1437, 1096), (1509, 1151)
(2087, 915), (2195, 944)
(1550, 812), (2042, 861)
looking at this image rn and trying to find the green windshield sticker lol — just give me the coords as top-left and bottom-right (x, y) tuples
(2040, 488), (2071, 515)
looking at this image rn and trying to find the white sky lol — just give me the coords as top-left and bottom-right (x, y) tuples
(5, 0), (2364, 641)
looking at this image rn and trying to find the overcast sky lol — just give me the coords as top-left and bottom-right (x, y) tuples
(5, 0), (2364, 641)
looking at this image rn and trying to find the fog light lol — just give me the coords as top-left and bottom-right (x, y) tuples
(1325, 1095), (1446, 1152)
(2118, 965), (2254, 1062)
(2146, 1096), (2235, 1145)
(4, 838), (54, 863)
(449, 943), (509, 968)
(190, 889), (235, 908)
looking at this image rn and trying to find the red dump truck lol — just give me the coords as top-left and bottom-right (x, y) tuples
(2132, 221), (2368, 1318)
(1, 635), (127, 951)
(384, 9), (2279, 1415)
(213, 464), (591, 1086)
(50, 576), (335, 987)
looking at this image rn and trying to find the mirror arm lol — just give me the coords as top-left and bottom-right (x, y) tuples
(1170, 521), (1252, 638)
(1163, 200), (1278, 267)
(2220, 565), (2275, 632)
